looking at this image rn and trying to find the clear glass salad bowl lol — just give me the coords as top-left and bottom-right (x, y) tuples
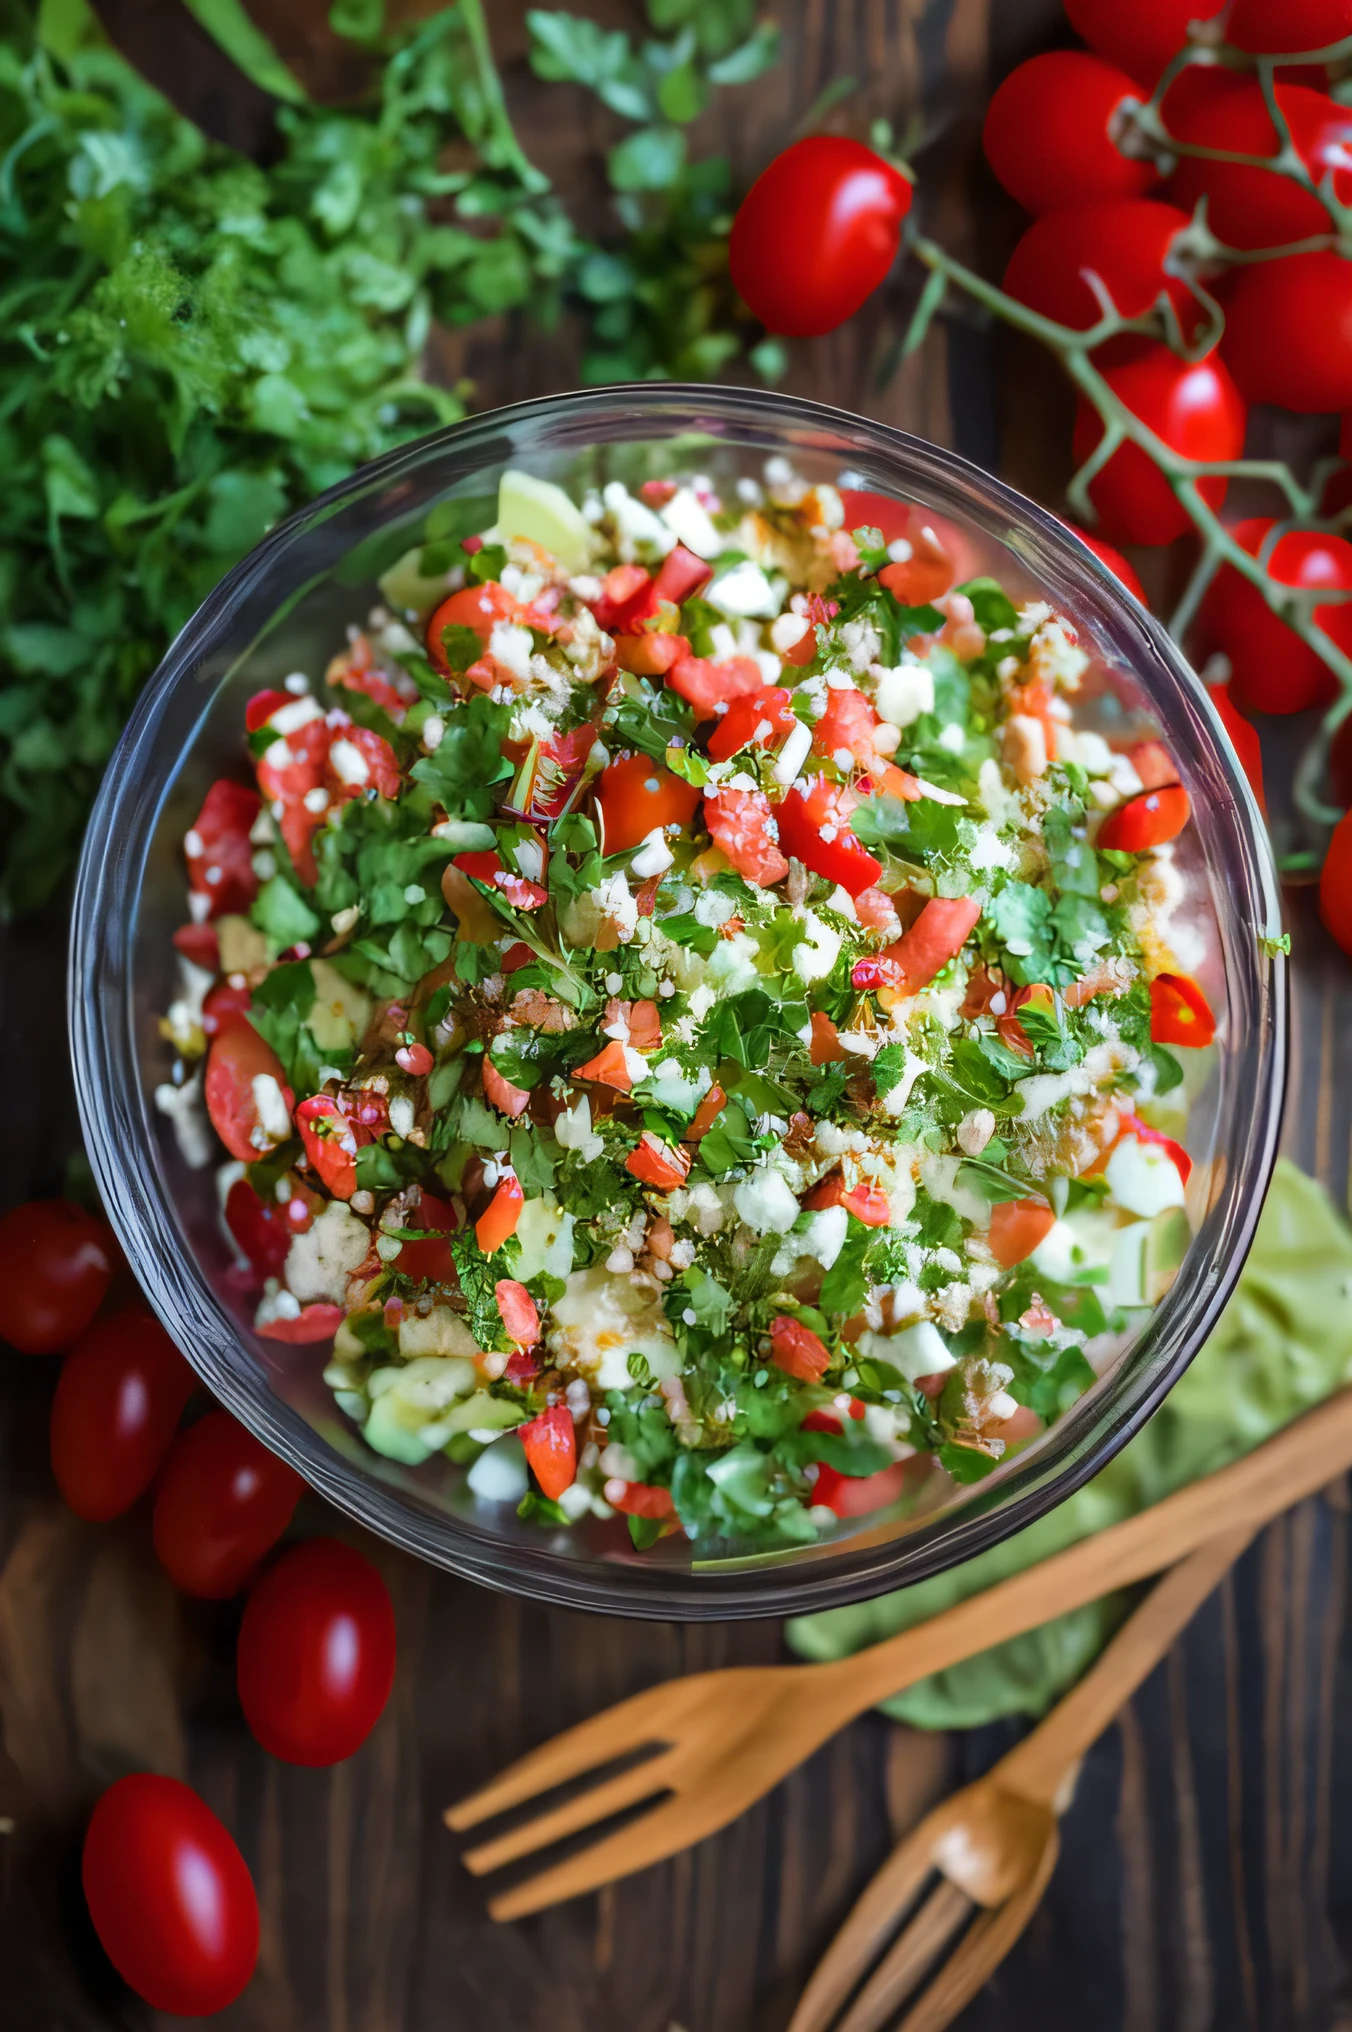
(69, 386), (1285, 1620)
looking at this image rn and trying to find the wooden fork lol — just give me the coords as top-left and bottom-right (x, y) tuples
(446, 1386), (1352, 1920)
(787, 1524), (1254, 2032)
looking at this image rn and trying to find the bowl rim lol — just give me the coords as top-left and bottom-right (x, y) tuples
(69, 381), (1287, 1620)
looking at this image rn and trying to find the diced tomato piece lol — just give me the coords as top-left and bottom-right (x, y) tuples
(295, 1093), (368, 1200)
(329, 660), (405, 717)
(841, 1181), (892, 1227)
(606, 1479), (676, 1519)
(987, 1198), (1056, 1269)
(518, 1404), (577, 1499)
(395, 1187), (457, 1285)
(326, 724), (402, 803)
(707, 686), (796, 762)
(801, 1170), (846, 1211)
(809, 1012), (849, 1065)
(256, 709), (332, 887)
(614, 631), (690, 676)
(453, 848), (547, 912)
(872, 896), (982, 992)
(702, 786), (789, 886)
(626, 1134), (692, 1190)
(482, 1057), (532, 1118)
(1098, 784), (1191, 852)
(606, 998), (661, 1050)
(666, 653), (763, 720)
(775, 778), (883, 897)
(683, 1083), (726, 1140)
(1128, 740), (1178, 791)
(877, 523), (956, 605)
(592, 565), (658, 634)
(574, 1038), (635, 1091)
(453, 849), (503, 884)
(501, 942), (535, 973)
(1150, 972), (1216, 1048)
(186, 780), (262, 919)
(201, 977), (253, 1040)
(257, 1303), (344, 1343)
(426, 581), (516, 672)
(1208, 683), (1265, 810)
(812, 684), (881, 767)
(495, 1279), (540, 1347)
(802, 1400), (866, 1434)
(245, 689), (291, 732)
(225, 1179), (293, 1281)
(475, 1174), (524, 1254)
(769, 1316), (831, 1383)
(532, 722), (598, 821)
(878, 764), (923, 801)
(395, 1041), (435, 1076)
(812, 1460), (909, 1518)
(504, 1348), (541, 1382)
(853, 886), (900, 934)
(653, 543), (713, 607)
(595, 753), (700, 855)
(204, 1026), (294, 1165)
(173, 922), (221, 971)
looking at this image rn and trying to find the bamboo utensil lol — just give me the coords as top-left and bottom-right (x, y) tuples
(447, 1387), (1352, 1921)
(787, 1525), (1254, 2032)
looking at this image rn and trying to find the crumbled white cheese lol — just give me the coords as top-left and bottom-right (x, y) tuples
(773, 718), (813, 785)
(873, 662), (935, 728)
(791, 910), (841, 983)
(732, 1165), (802, 1236)
(154, 1071), (213, 1168)
(659, 486), (724, 559)
(1105, 1136), (1187, 1217)
(329, 737), (371, 788)
(706, 560), (781, 618)
(284, 1199), (371, 1304)
(251, 1073), (292, 1144)
(603, 480), (677, 559)
(860, 1319), (955, 1382)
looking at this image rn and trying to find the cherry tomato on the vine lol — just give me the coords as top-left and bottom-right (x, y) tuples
(1221, 252), (1352, 414)
(1003, 201), (1197, 343)
(1062, 522), (1148, 604)
(1071, 341), (1245, 546)
(236, 1538), (396, 1766)
(51, 1310), (194, 1521)
(1165, 78), (1352, 251)
(82, 1774), (258, 2015)
(1208, 682), (1265, 808)
(729, 137), (912, 337)
(1064, 0), (1225, 87)
(982, 53), (1159, 216)
(153, 1409), (306, 1598)
(1196, 518), (1352, 716)
(1227, 0), (1352, 53)
(1321, 809), (1352, 955)
(0, 1199), (114, 1355)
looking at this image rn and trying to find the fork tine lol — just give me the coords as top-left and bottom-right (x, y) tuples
(897, 1831), (1060, 2032)
(484, 1790), (719, 1922)
(445, 1684), (676, 1831)
(834, 1881), (972, 2032)
(788, 1816), (952, 2032)
(460, 1755), (675, 1876)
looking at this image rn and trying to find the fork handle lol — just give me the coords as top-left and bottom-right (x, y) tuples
(991, 1523), (1254, 1806)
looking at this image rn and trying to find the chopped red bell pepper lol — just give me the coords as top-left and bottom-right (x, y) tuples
(774, 777), (883, 897)
(769, 1316), (831, 1383)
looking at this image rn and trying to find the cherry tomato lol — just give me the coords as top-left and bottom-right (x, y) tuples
(1150, 972), (1216, 1047)
(1165, 78), (1352, 250)
(768, 1316), (831, 1384)
(225, 1178), (296, 1280)
(1320, 809), (1352, 954)
(236, 1538), (395, 1766)
(425, 580), (516, 672)
(706, 686), (796, 762)
(83, 1774), (258, 2014)
(1064, 0), (1225, 85)
(595, 753), (700, 855)
(204, 1023), (294, 1164)
(185, 779), (262, 920)
(775, 778), (882, 896)
(1208, 682), (1265, 808)
(152, 1409), (305, 1599)
(702, 786), (790, 887)
(295, 1093), (371, 1200)
(202, 975), (253, 1040)
(1221, 252), (1352, 413)
(51, 1310), (194, 1521)
(1098, 783), (1191, 851)
(0, 1199), (114, 1355)
(982, 53), (1158, 216)
(729, 137), (912, 337)
(1071, 342), (1245, 546)
(988, 1200), (1057, 1269)
(1062, 522), (1148, 604)
(519, 1404), (577, 1499)
(1196, 518), (1352, 716)
(626, 1133), (693, 1190)
(476, 1173), (524, 1254)
(1227, 0), (1352, 52)
(1003, 201), (1196, 341)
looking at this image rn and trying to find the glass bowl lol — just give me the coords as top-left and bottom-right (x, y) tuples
(69, 385), (1285, 1620)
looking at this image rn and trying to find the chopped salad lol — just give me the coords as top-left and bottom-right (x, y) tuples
(160, 459), (1214, 1558)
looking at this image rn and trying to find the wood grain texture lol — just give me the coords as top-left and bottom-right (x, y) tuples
(4, 1), (1351, 2026)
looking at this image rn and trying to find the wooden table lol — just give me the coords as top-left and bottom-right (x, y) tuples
(5, 3), (1352, 2025)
